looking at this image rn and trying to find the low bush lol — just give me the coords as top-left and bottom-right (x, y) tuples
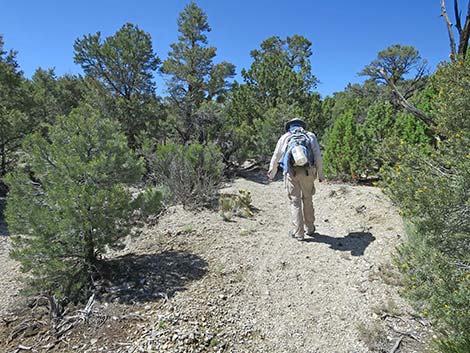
(145, 141), (224, 208)
(5, 105), (161, 303)
(219, 189), (254, 221)
(383, 59), (470, 352)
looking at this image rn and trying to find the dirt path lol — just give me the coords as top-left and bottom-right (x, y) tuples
(123, 176), (429, 352)
(0, 196), (22, 318)
(235, 178), (400, 352)
(0, 176), (430, 352)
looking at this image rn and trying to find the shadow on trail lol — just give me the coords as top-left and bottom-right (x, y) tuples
(305, 231), (375, 256)
(234, 168), (270, 185)
(100, 250), (208, 304)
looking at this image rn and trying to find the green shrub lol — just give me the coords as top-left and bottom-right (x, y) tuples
(385, 136), (470, 352)
(219, 189), (254, 221)
(323, 108), (365, 181)
(227, 102), (301, 164)
(323, 99), (431, 181)
(5, 104), (161, 303)
(376, 111), (432, 178)
(145, 141), (224, 208)
(383, 59), (470, 352)
(360, 101), (396, 175)
(392, 111), (430, 146)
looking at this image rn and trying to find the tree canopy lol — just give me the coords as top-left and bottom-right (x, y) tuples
(0, 35), (32, 177)
(74, 23), (162, 146)
(161, 2), (235, 143)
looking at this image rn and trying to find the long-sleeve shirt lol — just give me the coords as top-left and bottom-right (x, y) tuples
(269, 130), (325, 180)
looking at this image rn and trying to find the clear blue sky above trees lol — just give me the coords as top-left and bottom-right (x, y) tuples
(1, 0), (451, 97)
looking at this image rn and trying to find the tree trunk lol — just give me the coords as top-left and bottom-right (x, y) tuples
(441, 0), (457, 59)
(84, 230), (96, 266)
(441, 0), (470, 60)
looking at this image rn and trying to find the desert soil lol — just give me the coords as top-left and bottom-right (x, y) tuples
(0, 174), (432, 353)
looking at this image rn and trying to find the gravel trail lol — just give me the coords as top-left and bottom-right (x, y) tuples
(0, 176), (430, 352)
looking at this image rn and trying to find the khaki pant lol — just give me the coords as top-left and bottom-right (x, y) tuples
(284, 166), (316, 237)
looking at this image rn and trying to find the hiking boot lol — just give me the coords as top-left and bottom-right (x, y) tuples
(289, 230), (305, 241)
(305, 227), (316, 237)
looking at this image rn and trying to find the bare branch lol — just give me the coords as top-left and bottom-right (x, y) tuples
(389, 336), (403, 353)
(454, 0), (462, 32)
(420, 157), (454, 178)
(17, 345), (32, 351)
(453, 261), (470, 271)
(81, 293), (95, 320)
(403, 63), (428, 99)
(441, 0), (458, 59)
(458, 0), (470, 57)
(379, 68), (438, 129)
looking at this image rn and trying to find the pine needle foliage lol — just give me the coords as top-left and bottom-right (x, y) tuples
(5, 104), (160, 303)
(383, 59), (470, 352)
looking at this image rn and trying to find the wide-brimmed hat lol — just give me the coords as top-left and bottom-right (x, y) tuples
(285, 117), (307, 132)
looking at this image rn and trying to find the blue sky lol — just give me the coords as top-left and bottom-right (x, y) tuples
(0, 0), (453, 97)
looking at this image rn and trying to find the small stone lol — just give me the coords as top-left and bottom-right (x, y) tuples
(355, 205), (367, 213)
(204, 333), (214, 343)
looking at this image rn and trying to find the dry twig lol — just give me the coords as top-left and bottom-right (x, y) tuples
(389, 336), (403, 353)
(441, 0), (458, 59)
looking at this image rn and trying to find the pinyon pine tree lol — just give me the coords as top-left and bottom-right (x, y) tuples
(0, 35), (31, 177)
(5, 104), (162, 302)
(323, 107), (365, 181)
(161, 1), (235, 144)
(74, 23), (162, 147)
(227, 35), (318, 162)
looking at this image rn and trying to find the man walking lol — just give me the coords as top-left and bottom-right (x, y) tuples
(267, 117), (325, 241)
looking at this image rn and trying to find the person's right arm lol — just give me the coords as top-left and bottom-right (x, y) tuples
(268, 133), (288, 180)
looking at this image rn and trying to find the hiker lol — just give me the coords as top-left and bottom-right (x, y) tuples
(267, 117), (325, 241)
